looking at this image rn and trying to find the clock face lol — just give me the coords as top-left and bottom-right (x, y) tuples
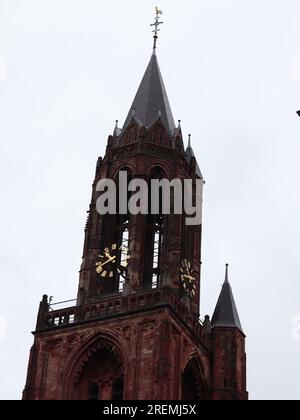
(180, 259), (196, 298)
(95, 243), (130, 279)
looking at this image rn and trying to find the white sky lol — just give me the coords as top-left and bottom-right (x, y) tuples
(0, 0), (300, 400)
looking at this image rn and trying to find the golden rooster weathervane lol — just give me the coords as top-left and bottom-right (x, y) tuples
(151, 7), (163, 52)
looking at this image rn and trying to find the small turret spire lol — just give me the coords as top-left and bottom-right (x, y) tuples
(225, 263), (229, 283)
(211, 264), (244, 334)
(151, 7), (164, 53)
(113, 119), (121, 137)
(185, 133), (203, 178)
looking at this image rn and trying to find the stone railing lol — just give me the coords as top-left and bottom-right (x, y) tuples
(37, 288), (211, 348)
(46, 307), (76, 328)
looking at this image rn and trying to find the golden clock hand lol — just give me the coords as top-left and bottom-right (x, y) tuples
(183, 274), (196, 282)
(99, 255), (116, 268)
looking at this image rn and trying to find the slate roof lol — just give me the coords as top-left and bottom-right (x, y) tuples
(122, 52), (176, 134)
(211, 265), (244, 334)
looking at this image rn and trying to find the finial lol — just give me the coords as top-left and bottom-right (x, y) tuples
(151, 7), (164, 53)
(188, 134), (191, 148)
(158, 108), (162, 117)
(225, 263), (229, 283)
(178, 120), (181, 128)
(114, 120), (119, 137)
(132, 108), (135, 117)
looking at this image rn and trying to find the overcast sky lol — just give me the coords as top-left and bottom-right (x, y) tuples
(0, 0), (300, 400)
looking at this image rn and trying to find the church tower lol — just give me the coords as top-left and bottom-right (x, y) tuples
(23, 10), (248, 401)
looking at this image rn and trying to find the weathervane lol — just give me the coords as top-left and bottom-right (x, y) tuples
(151, 7), (163, 52)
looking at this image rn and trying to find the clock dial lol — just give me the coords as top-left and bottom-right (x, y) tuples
(180, 259), (197, 298)
(95, 243), (130, 279)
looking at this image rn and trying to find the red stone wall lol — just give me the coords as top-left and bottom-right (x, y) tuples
(24, 307), (212, 400)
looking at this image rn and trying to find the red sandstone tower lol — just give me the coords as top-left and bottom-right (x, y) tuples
(23, 13), (248, 401)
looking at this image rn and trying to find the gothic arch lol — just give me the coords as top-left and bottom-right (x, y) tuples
(98, 166), (133, 294)
(181, 353), (210, 400)
(118, 120), (141, 146)
(113, 165), (134, 180)
(61, 331), (128, 400)
(141, 166), (168, 290)
(113, 166), (133, 212)
(148, 164), (169, 179)
(146, 119), (173, 147)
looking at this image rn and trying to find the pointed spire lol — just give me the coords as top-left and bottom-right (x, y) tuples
(185, 134), (203, 178)
(211, 264), (244, 334)
(121, 53), (176, 135)
(114, 120), (121, 137)
(120, 8), (175, 136)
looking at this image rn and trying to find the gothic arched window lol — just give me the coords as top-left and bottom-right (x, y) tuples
(151, 215), (164, 288)
(112, 376), (124, 400)
(114, 167), (132, 293)
(97, 167), (132, 296)
(73, 340), (125, 400)
(88, 382), (100, 400)
(118, 222), (129, 292)
(182, 358), (205, 400)
(144, 167), (166, 290)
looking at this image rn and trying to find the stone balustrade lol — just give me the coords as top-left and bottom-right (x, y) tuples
(41, 287), (211, 347)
